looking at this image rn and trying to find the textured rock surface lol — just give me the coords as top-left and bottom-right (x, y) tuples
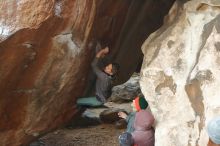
(0, 0), (175, 145)
(0, 0), (131, 145)
(140, 1), (220, 146)
(109, 73), (141, 103)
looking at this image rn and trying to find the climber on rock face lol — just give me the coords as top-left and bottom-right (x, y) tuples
(77, 46), (120, 107)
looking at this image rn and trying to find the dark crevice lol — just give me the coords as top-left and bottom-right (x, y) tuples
(185, 79), (205, 146)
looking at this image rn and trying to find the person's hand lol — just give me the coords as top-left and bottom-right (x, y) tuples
(96, 47), (109, 58)
(118, 112), (127, 119)
(102, 47), (109, 54)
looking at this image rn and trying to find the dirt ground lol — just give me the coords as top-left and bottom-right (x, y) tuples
(39, 124), (124, 146)
(32, 102), (132, 146)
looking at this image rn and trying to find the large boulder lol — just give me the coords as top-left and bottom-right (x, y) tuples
(0, 0), (132, 145)
(140, 0), (220, 146)
(109, 73), (141, 103)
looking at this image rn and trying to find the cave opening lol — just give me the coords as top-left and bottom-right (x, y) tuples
(83, 0), (176, 97)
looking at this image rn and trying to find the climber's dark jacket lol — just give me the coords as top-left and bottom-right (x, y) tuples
(92, 57), (113, 103)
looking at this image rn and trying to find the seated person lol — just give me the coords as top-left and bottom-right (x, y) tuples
(118, 95), (149, 133)
(77, 47), (119, 107)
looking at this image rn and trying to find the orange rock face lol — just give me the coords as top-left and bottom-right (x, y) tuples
(0, 0), (174, 145)
(0, 1), (132, 145)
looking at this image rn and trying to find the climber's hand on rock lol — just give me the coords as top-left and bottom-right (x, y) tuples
(102, 47), (109, 54)
(96, 47), (109, 58)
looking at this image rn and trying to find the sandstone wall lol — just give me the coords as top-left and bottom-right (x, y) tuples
(0, 0), (131, 145)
